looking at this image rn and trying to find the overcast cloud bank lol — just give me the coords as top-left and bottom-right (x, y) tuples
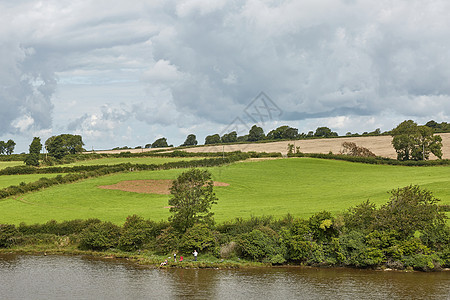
(1, 0), (450, 152)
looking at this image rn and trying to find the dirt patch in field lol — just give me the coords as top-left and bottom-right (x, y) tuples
(98, 179), (229, 195)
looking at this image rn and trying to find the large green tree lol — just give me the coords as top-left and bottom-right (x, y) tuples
(205, 134), (221, 145)
(0, 140), (16, 155)
(314, 127), (338, 138)
(45, 134), (84, 159)
(267, 125), (298, 140)
(168, 169), (218, 232)
(221, 131), (237, 143)
(24, 137), (42, 166)
(391, 120), (442, 160)
(248, 125), (265, 141)
(181, 134), (198, 146)
(151, 137), (169, 148)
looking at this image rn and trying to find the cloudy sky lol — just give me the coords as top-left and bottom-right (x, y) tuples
(1, 0), (450, 153)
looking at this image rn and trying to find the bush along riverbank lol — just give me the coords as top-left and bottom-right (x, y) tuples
(1, 185), (449, 271)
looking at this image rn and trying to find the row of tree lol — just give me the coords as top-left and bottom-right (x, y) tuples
(203, 125), (339, 146)
(24, 134), (85, 166)
(0, 140), (15, 155)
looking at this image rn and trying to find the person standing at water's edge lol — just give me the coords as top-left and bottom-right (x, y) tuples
(174, 253), (177, 262)
(193, 250), (198, 261)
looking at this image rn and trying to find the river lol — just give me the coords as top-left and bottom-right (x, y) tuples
(0, 254), (449, 299)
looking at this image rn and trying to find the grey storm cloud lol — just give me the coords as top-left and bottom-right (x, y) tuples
(147, 0), (450, 123)
(2, 0), (450, 148)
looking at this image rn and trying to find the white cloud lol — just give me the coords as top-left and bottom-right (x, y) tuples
(3, 0), (450, 152)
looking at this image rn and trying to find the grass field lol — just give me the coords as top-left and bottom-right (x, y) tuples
(1, 157), (449, 225)
(0, 161), (25, 169)
(58, 156), (203, 167)
(0, 174), (65, 189)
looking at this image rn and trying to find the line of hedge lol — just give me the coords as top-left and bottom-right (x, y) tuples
(289, 152), (450, 166)
(0, 153), (251, 200)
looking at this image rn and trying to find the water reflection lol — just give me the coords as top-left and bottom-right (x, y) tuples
(0, 255), (449, 299)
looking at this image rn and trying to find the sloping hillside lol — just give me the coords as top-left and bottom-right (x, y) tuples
(185, 133), (450, 159)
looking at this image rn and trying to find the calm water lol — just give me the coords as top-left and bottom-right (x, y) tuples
(0, 255), (449, 299)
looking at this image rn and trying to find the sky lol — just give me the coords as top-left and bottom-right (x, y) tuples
(1, 0), (450, 153)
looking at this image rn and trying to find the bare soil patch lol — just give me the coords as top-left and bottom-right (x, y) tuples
(98, 179), (229, 195)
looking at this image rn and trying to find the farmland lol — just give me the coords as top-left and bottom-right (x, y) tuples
(1, 157), (449, 225)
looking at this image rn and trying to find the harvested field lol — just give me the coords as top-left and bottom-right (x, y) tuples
(183, 133), (450, 159)
(98, 179), (229, 195)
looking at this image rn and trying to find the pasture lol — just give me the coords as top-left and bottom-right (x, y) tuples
(58, 156), (202, 167)
(0, 161), (25, 170)
(0, 157), (449, 225)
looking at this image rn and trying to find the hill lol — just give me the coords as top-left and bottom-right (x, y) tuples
(185, 133), (450, 159)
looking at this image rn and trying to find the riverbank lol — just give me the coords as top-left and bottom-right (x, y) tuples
(2, 247), (449, 273)
(0, 247), (269, 270)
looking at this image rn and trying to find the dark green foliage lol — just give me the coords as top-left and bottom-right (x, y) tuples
(237, 227), (285, 262)
(280, 219), (313, 261)
(338, 231), (384, 267)
(205, 134), (221, 145)
(216, 215), (276, 237)
(168, 168), (218, 232)
(179, 224), (217, 254)
(425, 120), (450, 133)
(181, 134), (198, 146)
(118, 215), (161, 251)
(221, 131), (237, 143)
(314, 127), (338, 138)
(0, 140), (16, 155)
(308, 211), (337, 243)
(0, 224), (20, 248)
(343, 200), (377, 232)
(18, 219), (102, 236)
(152, 137), (169, 148)
(25, 137), (42, 166)
(391, 120), (443, 160)
(46, 134), (84, 159)
(78, 222), (121, 251)
(248, 125), (265, 141)
(374, 185), (446, 239)
(267, 126), (299, 140)
(155, 226), (180, 254)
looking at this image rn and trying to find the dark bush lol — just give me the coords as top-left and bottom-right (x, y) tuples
(0, 224), (20, 248)
(118, 215), (157, 251)
(237, 227), (285, 262)
(78, 222), (121, 251)
(179, 224), (218, 254)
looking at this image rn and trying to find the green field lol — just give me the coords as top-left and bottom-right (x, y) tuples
(0, 174), (64, 189)
(0, 161), (25, 169)
(59, 156), (202, 167)
(0, 158), (449, 225)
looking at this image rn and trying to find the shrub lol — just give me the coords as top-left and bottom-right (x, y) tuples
(308, 211), (337, 242)
(78, 222), (121, 251)
(0, 224), (20, 248)
(118, 215), (156, 251)
(155, 226), (180, 254)
(237, 227), (284, 262)
(403, 253), (442, 271)
(179, 224), (218, 254)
